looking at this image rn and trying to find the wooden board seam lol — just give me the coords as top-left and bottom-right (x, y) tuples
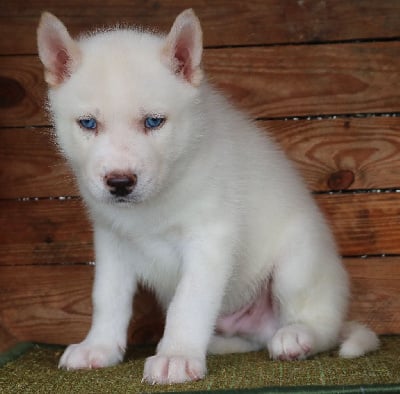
(207, 35), (400, 50)
(2, 189), (400, 202)
(2, 113), (400, 130)
(255, 112), (400, 122)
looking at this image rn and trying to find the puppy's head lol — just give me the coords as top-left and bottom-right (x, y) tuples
(37, 10), (204, 204)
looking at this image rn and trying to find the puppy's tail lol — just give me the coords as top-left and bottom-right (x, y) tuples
(339, 321), (379, 358)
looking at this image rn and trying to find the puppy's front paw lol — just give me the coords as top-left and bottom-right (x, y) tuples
(143, 355), (206, 385)
(59, 341), (124, 370)
(269, 324), (315, 360)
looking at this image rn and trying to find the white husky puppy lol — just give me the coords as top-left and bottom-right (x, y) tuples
(37, 9), (379, 384)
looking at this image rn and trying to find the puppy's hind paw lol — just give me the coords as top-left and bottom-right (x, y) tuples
(268, 324), (315, 361)
(143, 355), (206, 385)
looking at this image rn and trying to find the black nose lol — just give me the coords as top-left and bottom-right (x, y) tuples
(105, 173), (137, 197)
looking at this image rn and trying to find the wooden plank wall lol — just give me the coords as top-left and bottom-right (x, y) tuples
(1, 0), (400, 352)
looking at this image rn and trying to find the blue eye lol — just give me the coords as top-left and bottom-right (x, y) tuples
(144, 116), (165, 130)
(78, 117), (97, 130)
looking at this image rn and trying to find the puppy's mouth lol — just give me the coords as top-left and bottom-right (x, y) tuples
(115, 197), (129, 203)
(109, 195), (141, 205)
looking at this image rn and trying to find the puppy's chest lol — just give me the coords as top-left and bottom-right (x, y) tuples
(132, 231), (185, 306)
(119, 220), (184, 279)
(137, 232), (181, 266)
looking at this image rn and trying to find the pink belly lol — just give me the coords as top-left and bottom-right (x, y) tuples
(216, 284), (279, 339)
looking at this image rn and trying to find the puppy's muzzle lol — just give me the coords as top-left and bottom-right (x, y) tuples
(105, 172), (137, 197)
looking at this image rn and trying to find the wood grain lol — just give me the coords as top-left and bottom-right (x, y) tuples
(1, 1), (400, 54)
(204, 42), (400, 119)
(265, 117), (400, 192)
(2, 193), (400, 266)
(0, 324), (18, 353)
(0, 257), (397, 346)
(1, 42), (400, 127)
(345, 257), (400, 334)
(0, 265), (93, 345)
(0, 127), (78, 199)
(0, 265), (164, 345)
(0, 199), (94, 265)
(2, 118), (400, 199)
(317, 192), (400, 256)
(0, 57), (46, 127)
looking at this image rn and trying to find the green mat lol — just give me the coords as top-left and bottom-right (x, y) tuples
(1, 336), (399, 393)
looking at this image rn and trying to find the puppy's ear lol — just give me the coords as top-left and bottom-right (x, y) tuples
(162, 9), (203, 86)
(37, 12), (81, 87)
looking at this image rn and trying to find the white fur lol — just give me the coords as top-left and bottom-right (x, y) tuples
(38, 9), (379, 385)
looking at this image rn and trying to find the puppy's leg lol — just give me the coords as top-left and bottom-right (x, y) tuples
(59, 226), (136, 370)
(268, 215), (349, 360)
(143, 230), (232, 384)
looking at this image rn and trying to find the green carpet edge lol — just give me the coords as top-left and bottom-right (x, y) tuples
(0, 342), (34, 367)
(164, 383), (400, 394)
(2, 339), (400, 393)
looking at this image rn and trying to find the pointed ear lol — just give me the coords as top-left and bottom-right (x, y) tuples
(37, 12), (81, 87)
(162, 9), (203, 86)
